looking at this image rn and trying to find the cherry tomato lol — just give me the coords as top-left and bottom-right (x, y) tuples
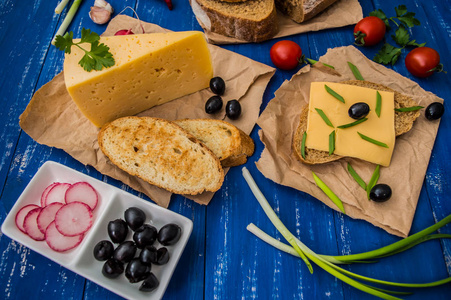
(270, 40), (303, 70)
(405, 47), (442, 78)
(354, 16), (386, 46)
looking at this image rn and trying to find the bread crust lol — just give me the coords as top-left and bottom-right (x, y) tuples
(275, 0), (339, 23)
(303, 0), (339, 22)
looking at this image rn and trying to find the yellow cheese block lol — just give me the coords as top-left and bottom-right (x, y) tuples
(305, 82), (395, 166)
(63, 31), (213, 127)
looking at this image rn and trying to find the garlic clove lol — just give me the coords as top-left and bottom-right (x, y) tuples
(94, 0), (114, 13)
(89, 6), (112, 25)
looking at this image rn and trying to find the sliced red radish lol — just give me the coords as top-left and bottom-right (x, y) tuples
(37, 202), (64, 234)
(45, 221), (84, 252)
(23, 207), (45, 241)
(40, 182), (59, 207)
(54, 202), (93, 237)
(65, 182), (98, 210)
(15, 204), (40, 233)
(44, 183), (71, 206)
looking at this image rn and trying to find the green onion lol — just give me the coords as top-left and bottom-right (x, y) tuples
(347, 62), (365, 80)
(328, 130), (335, 155)
(52, 0), (83, 45)
(347, 163), (367, 190)
(55, 0), (69, 14)
(242, 168), (313, 273)
(376, 91), (382, 117)
(312, 171), (345, 214)
(301, 132), (307, 159)
(358, 132), (389, 148)
(315, 108), (334, 127)
(306, 58), (335, 69)
(366, 165), (380, 199)
(337, 117), (368, 129)
(395, 106), (424, 112)
(325, 85), (345, 103)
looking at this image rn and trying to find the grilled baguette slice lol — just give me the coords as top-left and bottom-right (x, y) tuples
(190, 0), (278, 42)
(293, 80), (421, 164)
(98, 117), (224, 195)
(275, 0), (339, 23)
(174, 119), (255, 167)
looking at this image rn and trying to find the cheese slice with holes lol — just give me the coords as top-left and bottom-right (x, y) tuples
(63, 31), (213, 127)
(305, 82), (395, 166)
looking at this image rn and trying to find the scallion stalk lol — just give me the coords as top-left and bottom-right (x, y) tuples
(348, 62), (365, 80)
(366, 165), (380, 199)
(55, 0), (70, 14)
(312, 171), (345, 214)
(52, 0), (83, 45)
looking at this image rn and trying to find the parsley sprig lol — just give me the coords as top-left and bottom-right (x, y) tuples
(55, 28), (115, 72)
(371, 5), (425, 65)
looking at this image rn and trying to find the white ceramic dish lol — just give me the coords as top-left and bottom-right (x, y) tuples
(1, 161), (193, 300)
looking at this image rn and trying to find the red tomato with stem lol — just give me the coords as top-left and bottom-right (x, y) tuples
(270, 40), (303, 70)
(405, 47), (443, 78)
(354, 16), (386, 46)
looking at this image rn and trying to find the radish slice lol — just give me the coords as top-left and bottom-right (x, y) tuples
(44, 183), (71, 206)
(55, 202), (93, 236)
(15, 204), (40, 233)
(40, 182), (59, 207)
(65, 182), (98, 210)
(45, 221), (84, 252)
(37, 202), (64, 234)
(23, 207), (45, 241)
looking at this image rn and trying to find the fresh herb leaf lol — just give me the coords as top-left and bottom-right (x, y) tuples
(358, 132), (389, 148)
(79, 28), (101, 44)
(347, 62), (364, 80)
(337, 118), (368, 129)
(301, 132), (307, 159)
(373, 43), (402, 65)
(347, 163), (367, 190)
(407, 40), (426, 47)
(369, 9), (390, 29)
(54, 31), (75, 54)
(329, 130), (335, 155)
(366, 165), (380, 199)
(315, 108), (334, 127)
(395, 5), (408, 17)
(325, 85), (345, 103)
(392, 26), (410, 47)
(394, 5), (420, 28)
(312, 171), (345, 214)
(395, 106), (424, 112)
(375, 92), (382, 117)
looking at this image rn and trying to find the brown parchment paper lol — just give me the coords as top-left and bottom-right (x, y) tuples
(256, 46), (443, 237)
(19, 15), (275, 208)
(191, 0), (363, 44)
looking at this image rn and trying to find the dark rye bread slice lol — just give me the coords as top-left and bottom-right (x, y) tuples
(174, 119), (255, 168)
(293, 80), (421, 164)
(190, 0), (278, 42)
(98, 116), (224, 195)
(275, 0), (339, 23)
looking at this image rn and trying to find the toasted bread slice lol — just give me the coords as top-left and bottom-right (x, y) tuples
(98, 117), (224, 195)
(174, 119), (255, 167)
(275, 0), (339, 23)
(293, 80), (421, 164)
(190, 0), (278, 42)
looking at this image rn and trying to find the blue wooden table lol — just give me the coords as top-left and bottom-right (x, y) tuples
(1, 0), (450, 299)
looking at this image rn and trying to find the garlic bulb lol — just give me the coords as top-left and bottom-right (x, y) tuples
(89, 0), (114, 25)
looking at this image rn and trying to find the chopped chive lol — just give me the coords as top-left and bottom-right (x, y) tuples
(357, 132), (389, 148)
(325, 85), (345, 103)
(315, 108), (334, 127)
(329, 130), (335, 155)
(337, 118), (368, 129)
(301, 132), (307, 159)
(312, 171), (345, 214)
(347, 163), (367, 190)
(366, 165), (380, 199)
(347, 62), (364, 80)
(376, 92), (382, 117)
(395, 106), (424, 112)
(306, 58), (335, 69)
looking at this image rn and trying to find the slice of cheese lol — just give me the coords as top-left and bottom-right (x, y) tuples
(63, 31), (213, 127)
(305, 82), (395, 166)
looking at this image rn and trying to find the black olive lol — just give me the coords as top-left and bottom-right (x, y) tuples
(210, 77), (226, 95)
(102, 259), (124, 278)
(425, 102), (444, 120)
(158, 224), (182, 246)
(113, 241), (137, 263)
(93, 240), (114, 261)
(226, 100), (241, 120)
(140, 245), (158, 265)
(124, 207), (146, 231)
(155, 247), (170, 265)
(125, 258), (151, 283)
(369, 184), (392, 202)
(139, 273), (160, 292)
(205, 96), (223, 114)
(133, 224), (157, 248)
(348, 102), (370, 120)
(107, 219), (129, 243)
